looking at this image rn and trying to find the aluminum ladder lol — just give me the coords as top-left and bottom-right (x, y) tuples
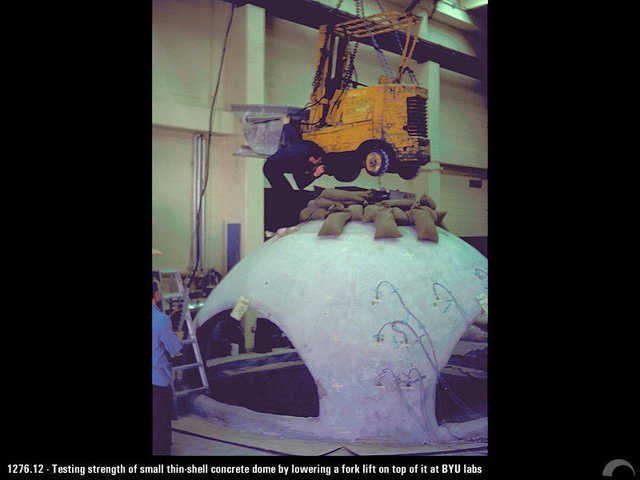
(158, 270), (209, 409)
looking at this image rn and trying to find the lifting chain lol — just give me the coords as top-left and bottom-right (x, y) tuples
(357, 0), (394, 81)
(312, 0), (362, 95)
(329, 0), (344, 12)
(342, 0), (363, 89)
(373, 0), (419, 84)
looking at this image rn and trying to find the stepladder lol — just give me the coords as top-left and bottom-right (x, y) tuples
(156, 270), (209, 415)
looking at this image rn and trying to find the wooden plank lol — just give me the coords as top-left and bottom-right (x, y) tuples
(340, 441), (488, 456)
(172, 414), (342, 456)
(325, 447), (356, 456)
(442, 365), (486, 379)
(452, 340), (486, 356)
(171, 430), (277, 456)
(438, 448), (488, 456)
(221, 360), (305, 376)
(206, 348), (296, 368)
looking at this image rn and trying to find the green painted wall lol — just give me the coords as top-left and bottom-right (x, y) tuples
(152, 126), (196, 273)
(152, 0), (487, 270)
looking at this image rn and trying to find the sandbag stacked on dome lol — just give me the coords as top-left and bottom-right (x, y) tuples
(298, 189), (449, 242)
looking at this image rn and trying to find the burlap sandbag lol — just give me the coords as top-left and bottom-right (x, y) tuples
(300, 197), (342, 221)
(310, 207), (329, 220)
(379, 198), (415, 210)
(374, 208), (403, 239)
(347, 204), (364, 221)
(299, 198), (334, 221)
(419, 193), (437, 210)
(320, 188), (371, 204)
(391, 207), (410, 226)
(423, 206), (438, 223)
(429, 208), (449, 232)
(434, 211), (449, 231)
(318, 211), (352, 236)
(328, 203), (349, 213)
(409, 207), (439, 242)
(363, 204), (383, 223)
(299, 204), (316, 222)
(312, 197), (345, 209)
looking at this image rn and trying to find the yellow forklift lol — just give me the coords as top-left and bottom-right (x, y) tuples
(301, 8), (430, 180)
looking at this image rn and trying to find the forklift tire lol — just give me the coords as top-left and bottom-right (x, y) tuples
(398, 164), (420, 180)
(333, 160), (361, 182)
(362, 146), (391, 177)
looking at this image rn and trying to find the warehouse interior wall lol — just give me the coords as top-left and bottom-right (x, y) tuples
(152, 127), (246, 274)
(152, 126), (195, 272)
(440, 69), (487, 170)
(440, 174), (488, 237)
(153, 0), (262, 274)
(152, 0), (487, 273)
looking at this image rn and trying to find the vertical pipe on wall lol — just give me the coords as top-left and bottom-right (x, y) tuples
(198, 134), (206, 271)
(192, 134), (200, 272)
(192, 134), (208, 273)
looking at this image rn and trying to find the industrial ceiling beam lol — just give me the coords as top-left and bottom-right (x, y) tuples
(460, 0), (488, 11)
(222, 0), (482, 79)
(420, 0), (478, 32)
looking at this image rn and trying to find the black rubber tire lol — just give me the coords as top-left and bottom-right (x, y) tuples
(333, 160), (362, 182)
(362, 146), (391, 177)
(398, 164), (420, 180)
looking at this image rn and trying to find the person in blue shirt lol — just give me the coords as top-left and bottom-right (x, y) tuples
(152, 281), (183, 455)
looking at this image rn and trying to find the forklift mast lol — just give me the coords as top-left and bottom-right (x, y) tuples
(306, 10), (422, 130)
(309, 24), (349, 127)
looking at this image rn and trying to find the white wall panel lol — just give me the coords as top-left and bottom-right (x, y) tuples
(152, 126), (247, 274)
(265, 18), (317, 107)
(152, 126), (195, 272)
(153, 0), (230, 107)
(440, 69), (487, 169)
(439, 173), (487, 237)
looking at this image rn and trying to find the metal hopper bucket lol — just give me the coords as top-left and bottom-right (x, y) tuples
(231, 105), (309, 158)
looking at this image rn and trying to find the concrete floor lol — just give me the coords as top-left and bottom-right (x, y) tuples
(171, 430), (368, 456)
(170, 415), (487, 456)
(171, 430), (487, 456)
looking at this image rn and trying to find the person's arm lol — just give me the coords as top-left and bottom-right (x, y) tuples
(160, 317), (183, 356)
(292, 163), (324, 190)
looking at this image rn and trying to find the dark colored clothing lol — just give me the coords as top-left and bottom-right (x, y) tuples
(280, 122), (304, 150)
(263, 123), (323, 192)
(152, 384), (173, 455)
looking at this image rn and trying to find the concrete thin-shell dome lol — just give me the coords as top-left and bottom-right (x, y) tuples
(193, 220), (488, 445)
